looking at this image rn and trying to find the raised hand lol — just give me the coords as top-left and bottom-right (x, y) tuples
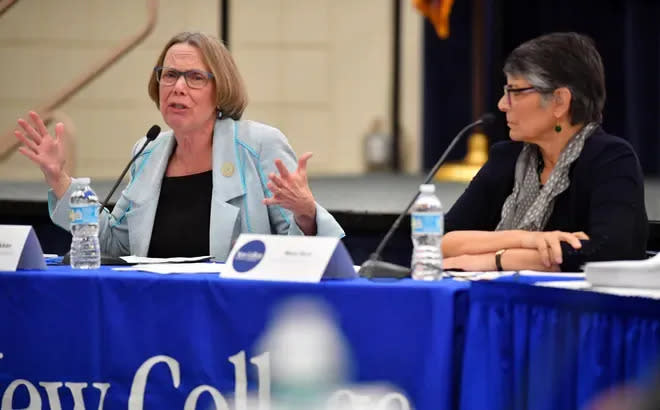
(14, 111), (71, 198)
(262, 152), (317, 235)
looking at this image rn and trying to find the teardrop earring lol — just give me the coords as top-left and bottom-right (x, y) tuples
(217, 109), (223, 119)
(554, 124), (562, 133)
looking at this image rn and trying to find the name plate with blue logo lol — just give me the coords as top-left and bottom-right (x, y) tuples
(223, 234), (356, 282)
(0, 225), (47, 271)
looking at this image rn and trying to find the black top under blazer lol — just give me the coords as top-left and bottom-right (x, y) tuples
(445, 127), (648, 271)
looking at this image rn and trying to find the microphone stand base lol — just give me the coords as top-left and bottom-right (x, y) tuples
(358, 259), (411, 279)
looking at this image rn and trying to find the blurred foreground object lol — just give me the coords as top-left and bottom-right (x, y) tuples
(254, 297), (412, 409)
(256, 297), (350, 409)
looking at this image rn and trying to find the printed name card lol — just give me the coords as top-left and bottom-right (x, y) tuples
(223, 234), (356, 282)
(0, 225), (47, 271)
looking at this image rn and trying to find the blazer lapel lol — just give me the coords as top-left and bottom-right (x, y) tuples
(122, 132), (176, 256)
(210, 119), (246, 260)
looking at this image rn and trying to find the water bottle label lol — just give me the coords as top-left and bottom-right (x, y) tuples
(411, 213), (443, 234)
(70, 205), (99, 225)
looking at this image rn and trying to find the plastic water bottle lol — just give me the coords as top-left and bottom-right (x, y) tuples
(411, 184), (443, 280)
(69, 178), (101, 269)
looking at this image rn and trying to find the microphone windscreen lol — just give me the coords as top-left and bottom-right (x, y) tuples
(146, 125), (161, 141)
(480, 113), (496, 125)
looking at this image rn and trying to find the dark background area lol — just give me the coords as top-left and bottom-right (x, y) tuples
(423, 0), (660, 175)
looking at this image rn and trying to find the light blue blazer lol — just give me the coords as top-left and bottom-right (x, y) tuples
(49, 118), (345, 261)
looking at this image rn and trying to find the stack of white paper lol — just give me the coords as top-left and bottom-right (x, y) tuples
(584, 253), (660, 288)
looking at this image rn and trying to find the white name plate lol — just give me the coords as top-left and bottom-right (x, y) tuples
(223, 234), (356, 282)
(0, 225), (47, 271)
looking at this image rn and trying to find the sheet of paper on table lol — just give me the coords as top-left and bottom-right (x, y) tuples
(113, 262), (222, 274)
(447, 271), (518, 281)
(120, 255), (212, 264)
(447, 270), (584, 281)
(518, 270), (585, 278)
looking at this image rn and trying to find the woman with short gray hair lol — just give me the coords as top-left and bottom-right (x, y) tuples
(442, 32), (647, 272)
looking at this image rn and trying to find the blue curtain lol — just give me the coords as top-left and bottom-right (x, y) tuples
(422, 0), (473, 167)
(460, 281), (660, 410)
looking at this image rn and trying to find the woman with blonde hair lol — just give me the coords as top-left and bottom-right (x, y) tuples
(15, 31), (344, 261)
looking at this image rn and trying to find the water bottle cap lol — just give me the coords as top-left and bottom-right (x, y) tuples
(419, 184), (435, 193)
(77, 177), (91, 185)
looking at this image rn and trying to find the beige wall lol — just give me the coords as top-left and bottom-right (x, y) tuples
(0, 0), (421, 181)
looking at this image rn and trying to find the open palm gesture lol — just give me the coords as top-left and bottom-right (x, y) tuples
(263, 152), (317, 234)
(14, 111), (70, 197)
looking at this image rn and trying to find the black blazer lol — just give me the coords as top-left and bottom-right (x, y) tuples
(445, 127), (648, 271)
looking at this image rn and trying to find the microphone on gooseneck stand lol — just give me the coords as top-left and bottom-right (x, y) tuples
(99, 125), (161, 214)
(62, 125), (161, 266)
(358, 113), (496, 279)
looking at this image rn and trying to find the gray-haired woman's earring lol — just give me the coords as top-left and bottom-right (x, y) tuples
(217, 109), (223, 119)
(554, 124), (562, 133)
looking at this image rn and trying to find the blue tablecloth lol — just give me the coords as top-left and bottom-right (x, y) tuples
(0, 266), (469, 410)
(460, 280), (660, 410)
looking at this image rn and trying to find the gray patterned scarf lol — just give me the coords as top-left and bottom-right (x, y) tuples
(496, 122), (599, 231)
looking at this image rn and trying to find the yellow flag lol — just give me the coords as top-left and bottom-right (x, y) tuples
(413, 0), (455, 39)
